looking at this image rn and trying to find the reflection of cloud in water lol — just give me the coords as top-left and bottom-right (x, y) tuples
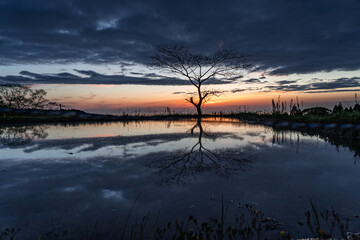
(2, 120), (359, 166)
(1, 120), (359, 164)
(0, 141), (359, 239)
(244, 131), (262, 137)
(63, 186), (83, 192)
(1, 130), (246, 161)
(102, 189), (125, 201)
(22, 132), (242, 153)
(1, 120), (360, 238)
(0, 155), (166, 238)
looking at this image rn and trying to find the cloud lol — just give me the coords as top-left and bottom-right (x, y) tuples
(79, 93), (97, 100)
(303, 89), (360, 93)
(242, 78), (267, 84)
(276, 80), (298, 85)
(266, 77), (360, 93)
(231, 88), (246, 93)
(243, 78), (260, 84)
(173, 88), (254, 95)
(227, 75), (244, 81)
(172, 89), (231, 96)
(0, 70), (240, 85)
(143, 73), (165, 78)
(0, 0), (359, 75)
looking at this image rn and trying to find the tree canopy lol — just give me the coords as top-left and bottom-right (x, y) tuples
(0, 84), (58, 110)
(151, 44), (253, 116)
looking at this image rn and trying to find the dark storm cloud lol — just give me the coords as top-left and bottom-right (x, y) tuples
(266, 77), (360, 92)
(0, 70), (189, 85)
(0, 0), (360, 75)
(0, 70), (238, 85)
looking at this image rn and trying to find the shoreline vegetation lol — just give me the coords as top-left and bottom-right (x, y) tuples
(1, 105), (360, 128)
(1, 84), (359, 128)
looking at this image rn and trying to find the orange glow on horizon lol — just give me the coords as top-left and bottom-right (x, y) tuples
(35, 83), (360, 112)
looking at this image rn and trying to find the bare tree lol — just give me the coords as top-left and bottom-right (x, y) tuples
(0, 84), (59, 109)
(151, 44), (253, 116)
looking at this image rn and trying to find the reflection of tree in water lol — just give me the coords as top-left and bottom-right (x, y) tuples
(150, 119), (253, 184)
(326, 137), (360, 159)
(0, 125), (48, 146)
(272, 128), (360, 161)
(272, 129), (303, 154)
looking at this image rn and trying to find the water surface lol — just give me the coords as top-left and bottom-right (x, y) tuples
(0, 118), (359, 238)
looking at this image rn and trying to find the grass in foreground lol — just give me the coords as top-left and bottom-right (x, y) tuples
(1, 200), (357, 240)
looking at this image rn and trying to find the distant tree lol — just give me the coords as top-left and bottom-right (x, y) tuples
(354, 103), (360, 112)
(166, 106), (172, 114)
(354, 94), (360, 112)
(151, 44), (253, 116)
(290, 105), (302, 116)
(0, 84), (59, 109)
(302, 107), (331, 116)
(333, 102), (344, 113)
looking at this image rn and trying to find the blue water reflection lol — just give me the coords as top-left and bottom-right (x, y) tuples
(0, 118), (359, 238)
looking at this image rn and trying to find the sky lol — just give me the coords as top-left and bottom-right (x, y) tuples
(0, 0), (360, 114)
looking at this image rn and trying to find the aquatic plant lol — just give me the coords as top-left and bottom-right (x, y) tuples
(0, 227), (20, 240)
(1, 199), (358, 239)
(154, 200), (280, 240)
(298, 199), (349, 239)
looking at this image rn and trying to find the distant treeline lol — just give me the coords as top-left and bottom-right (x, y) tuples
(271, 95), (360, 117)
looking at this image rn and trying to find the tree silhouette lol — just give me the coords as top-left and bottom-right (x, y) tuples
(0, 84), (59, 109)
(151, 45), (253, 116)
(149, 119), (253, 184)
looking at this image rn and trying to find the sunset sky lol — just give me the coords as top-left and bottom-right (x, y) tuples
(1, 0), (360, 114)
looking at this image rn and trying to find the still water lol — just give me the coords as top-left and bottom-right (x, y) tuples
(0, 118), (359, 238)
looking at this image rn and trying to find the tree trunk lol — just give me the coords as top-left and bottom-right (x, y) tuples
(196, 85), (203, 117)
(196, 104), (202, 116)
